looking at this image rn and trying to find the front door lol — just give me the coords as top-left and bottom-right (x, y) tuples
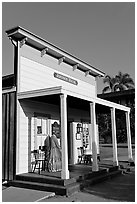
(30, 117), (61, 173)
(32, 118), (61, 151)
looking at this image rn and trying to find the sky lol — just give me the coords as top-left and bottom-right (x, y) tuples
(2, 2), (135, 93)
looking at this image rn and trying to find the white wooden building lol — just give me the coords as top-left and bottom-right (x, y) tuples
(3, 26), (133, 180)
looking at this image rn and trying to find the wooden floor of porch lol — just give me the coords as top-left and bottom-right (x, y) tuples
(39, 161), (115, 179)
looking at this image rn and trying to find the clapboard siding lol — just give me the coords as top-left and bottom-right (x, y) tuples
(19, 56), (96, 97)
(20, 44), (96, 86)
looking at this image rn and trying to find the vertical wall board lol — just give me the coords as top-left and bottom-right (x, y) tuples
(9, 93), (15, 180)
(18, 100), (29, 174)
(28, 117), (31, 172)
(2, 94), (6, 180)
(13, 93), (17, 179)
(31, 117), (34, 152)
(5, 94), (10, 180)
(34, 117), (37, 150)
(2, 92), (16, 181)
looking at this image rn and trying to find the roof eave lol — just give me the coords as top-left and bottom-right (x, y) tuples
(6, 26), (105, 78)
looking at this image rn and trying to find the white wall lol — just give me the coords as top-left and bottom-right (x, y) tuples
(70, 122), (83, 164)
(19, 45), (96, 98)
(16, 100), (29, 174)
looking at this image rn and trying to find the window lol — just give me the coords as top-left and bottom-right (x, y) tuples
(36, 118), (43, 135)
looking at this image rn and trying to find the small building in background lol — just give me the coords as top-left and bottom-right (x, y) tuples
(98, 89), (135, 107)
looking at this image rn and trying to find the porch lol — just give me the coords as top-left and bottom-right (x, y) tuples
(17, 86), (133, 180)
(8, 162), (121, 196)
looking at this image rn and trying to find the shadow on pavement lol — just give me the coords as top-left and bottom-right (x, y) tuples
(82, 170), (135, 202)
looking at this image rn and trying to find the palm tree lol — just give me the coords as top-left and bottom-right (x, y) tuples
(102, 75), (117, 93)
(102, 71), (134, 93)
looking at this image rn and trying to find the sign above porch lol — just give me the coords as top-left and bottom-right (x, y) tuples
(54, 72), (78, 86)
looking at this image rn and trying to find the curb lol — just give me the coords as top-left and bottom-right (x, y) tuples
(34, 192), (55, 202)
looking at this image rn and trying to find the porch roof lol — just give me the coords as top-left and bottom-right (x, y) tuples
(17, 86), (130, 113)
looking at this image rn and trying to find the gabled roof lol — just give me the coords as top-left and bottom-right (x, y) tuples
(6, 26), (105, 77)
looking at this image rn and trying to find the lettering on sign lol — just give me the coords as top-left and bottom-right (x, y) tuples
(54, 72), (78, 85)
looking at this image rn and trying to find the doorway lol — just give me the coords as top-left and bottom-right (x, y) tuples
(31, 117), (61, 173)
(68, 122), (91, 165)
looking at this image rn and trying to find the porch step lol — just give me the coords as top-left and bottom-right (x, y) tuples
(83, 168), (108, 180)
(8, 166), (122, 196)
(107, 165), (119, 172)
(15, 173), (76, 186)
(81, 169), (122, 188)
(8, 180), (80, 196)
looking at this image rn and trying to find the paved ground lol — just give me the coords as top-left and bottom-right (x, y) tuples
(2, 186), (55, 202)
(100, 145), (135, 160)
(41, 167), (135, 202)
(83, 168), (135, 202)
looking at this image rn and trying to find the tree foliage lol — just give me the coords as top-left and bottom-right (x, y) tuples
(98, 113), (112, 144)
(102, 71), (135, 93)
(98, 72), (135, 144)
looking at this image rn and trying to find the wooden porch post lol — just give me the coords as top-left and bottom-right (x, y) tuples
(125, 111), (133, 163)
(60, 94), (69, 179)
(90, 102), (99, 171)
(110, 107), (118, 166)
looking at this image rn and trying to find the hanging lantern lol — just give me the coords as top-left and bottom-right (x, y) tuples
(76, 123), (83, 133)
